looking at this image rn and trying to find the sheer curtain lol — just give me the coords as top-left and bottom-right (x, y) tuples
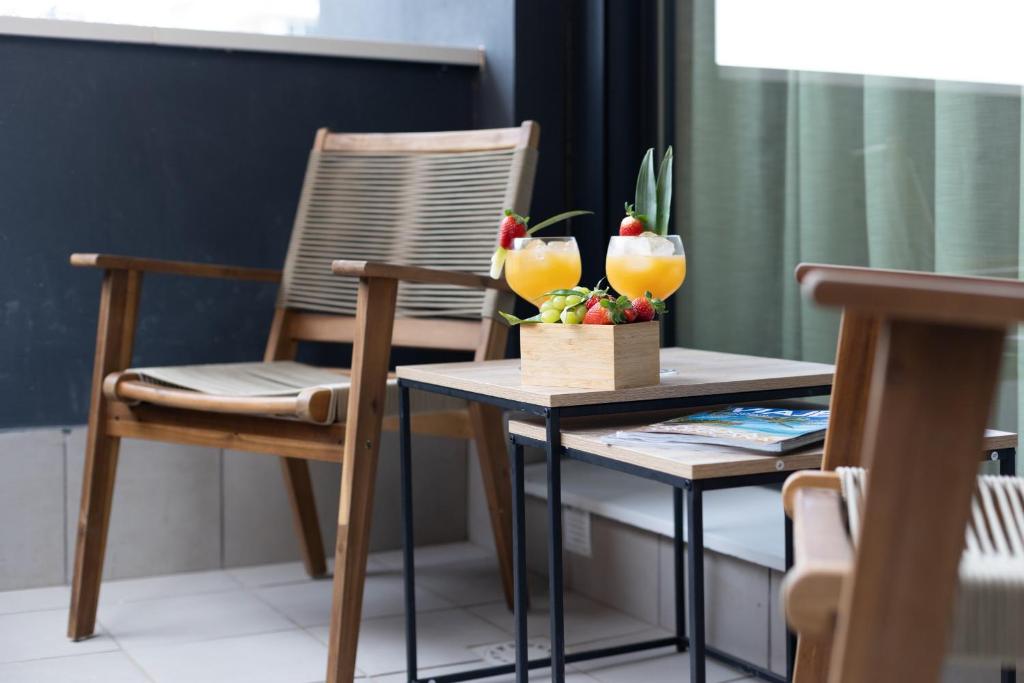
(674, 0), (1024, 433)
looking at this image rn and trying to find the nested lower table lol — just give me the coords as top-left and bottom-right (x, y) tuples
(505, 415), (1017, 683)
(394, 347), (835, 683)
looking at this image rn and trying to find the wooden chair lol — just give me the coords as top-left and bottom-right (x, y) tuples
(782, 264), (1024, 682)
(68, 122), (540, 683)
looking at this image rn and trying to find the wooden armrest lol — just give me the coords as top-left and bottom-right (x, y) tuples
(799, 264), (1024, 326)
(782, 470), (842, 517)
(783, 486), (854, 635)
(71, 253), (281, 283)
(332, 259), (510, 291)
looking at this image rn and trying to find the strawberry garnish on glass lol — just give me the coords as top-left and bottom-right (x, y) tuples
(619, 203), (646, 236)
(489, 208), (593, 279)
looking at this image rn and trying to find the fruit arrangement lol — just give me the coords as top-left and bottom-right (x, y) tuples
(500, 282), (666, 327)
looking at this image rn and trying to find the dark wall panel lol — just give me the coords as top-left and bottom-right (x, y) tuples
(0, 36), (476, 428)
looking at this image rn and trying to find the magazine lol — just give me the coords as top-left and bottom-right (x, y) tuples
(607, 406), (829, 454)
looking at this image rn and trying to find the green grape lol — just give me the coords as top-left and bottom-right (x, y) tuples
(561, 307), (581, 324)
(540, 309), (561, 324)
(550, 296), (567, 310)
(564, 295), (583, 307)
(540, 300), (556, 312)
(572, 286), (590, 294)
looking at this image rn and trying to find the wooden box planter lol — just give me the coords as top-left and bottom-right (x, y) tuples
(519, 321), (661, 390)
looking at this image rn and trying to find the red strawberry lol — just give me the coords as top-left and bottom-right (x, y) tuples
(630, 291), (666, 322)
(622, 307), (637, 323)
(619, 203), (647, 236)
(583, 279), (610, 309)
(583, 304), (615, 324)
(498, 210), (528, 249)
(583, 296), (630, 324)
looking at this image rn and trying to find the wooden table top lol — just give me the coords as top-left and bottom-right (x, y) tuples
(396, 347), (835, 408)
(507, 414), (1018, 480)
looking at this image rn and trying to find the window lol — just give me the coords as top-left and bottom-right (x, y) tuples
(674, 0), (1023, 433)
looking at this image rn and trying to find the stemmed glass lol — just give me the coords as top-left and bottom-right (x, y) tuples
(605, 234), (686, 301)
(606, 233), (686, 375)
(505, 236), (582, 305)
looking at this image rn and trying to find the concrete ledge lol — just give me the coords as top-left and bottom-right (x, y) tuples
(0, 16), (484, 67)
(524, 460), (787, 571)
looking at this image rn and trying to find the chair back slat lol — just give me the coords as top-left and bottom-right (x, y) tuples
(285, 311), (481, 351)
(278, 125), (537, 333)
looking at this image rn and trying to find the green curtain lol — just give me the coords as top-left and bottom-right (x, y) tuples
(675, 0), (1024, 432)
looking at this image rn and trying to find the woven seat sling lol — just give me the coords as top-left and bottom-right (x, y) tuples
(126, 140), (536, 422)
(837, 466), (1024, 665)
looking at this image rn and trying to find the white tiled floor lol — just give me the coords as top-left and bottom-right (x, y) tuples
(0, 542), (756, 682)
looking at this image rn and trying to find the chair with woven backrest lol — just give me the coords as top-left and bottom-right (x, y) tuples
(68, 122), (539, 683)
(783, 264), (1024, 682)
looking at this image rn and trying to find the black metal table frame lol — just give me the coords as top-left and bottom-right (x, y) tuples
(396, 377), (1017, 683)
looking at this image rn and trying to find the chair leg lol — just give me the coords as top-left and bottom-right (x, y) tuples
(467, 402), (515, 609)
(793, 635), (832, 683)
(69, 269), (140, 641)
(68, 426), (121, 640)
(280, 457), (327, 578)
(325, 275), (397, 683)
(326, 446), (379, 683)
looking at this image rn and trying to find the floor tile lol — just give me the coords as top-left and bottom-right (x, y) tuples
(371, 661), (598, 682)
(469, 593), (653, 646)
(255, 572), (453, 627)
(227, 559), (341, 589)
(227, 562), (311, 589)
(372, 542), (491, 570)
(0, 650), (150, 682)
(374, 543), (546, 610)
(0, 583), (70, 615)
(568, 628), (749, 682)
(578, 647), (748, 683)
(0, 609), (117, 663)
(101, 590), (294, 649)
(128, 629), (328, 683)
(100, 570), (241, 605)
(310, 607), (510, 677)
(412, 556), (513, 607)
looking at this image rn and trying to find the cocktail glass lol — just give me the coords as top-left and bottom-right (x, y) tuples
(505, 236), (582, 305)
(606, 234), (686, 301)
(606, 233), (686, 376)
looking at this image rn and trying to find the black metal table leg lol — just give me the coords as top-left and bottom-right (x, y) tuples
(399, 385), (417, 682)
(785, 514), (796, 681)
(999, 449), (1017, 683)
(546, 409), (567, 683)
(673, 486), (687, 652)
(687, 481), (706, 683)
(510, 438), (529, 683)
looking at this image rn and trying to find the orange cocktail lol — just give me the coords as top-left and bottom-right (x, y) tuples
(505, 236), (582, 305)
(606, 234), (686, 300)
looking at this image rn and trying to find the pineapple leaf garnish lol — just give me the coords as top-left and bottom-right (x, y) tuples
(655, 146), (673, 236)
(634, 149), (657, 231)
(526, 209), (594, 235)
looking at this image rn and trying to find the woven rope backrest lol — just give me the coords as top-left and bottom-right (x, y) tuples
(278, 141), (536, 319)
